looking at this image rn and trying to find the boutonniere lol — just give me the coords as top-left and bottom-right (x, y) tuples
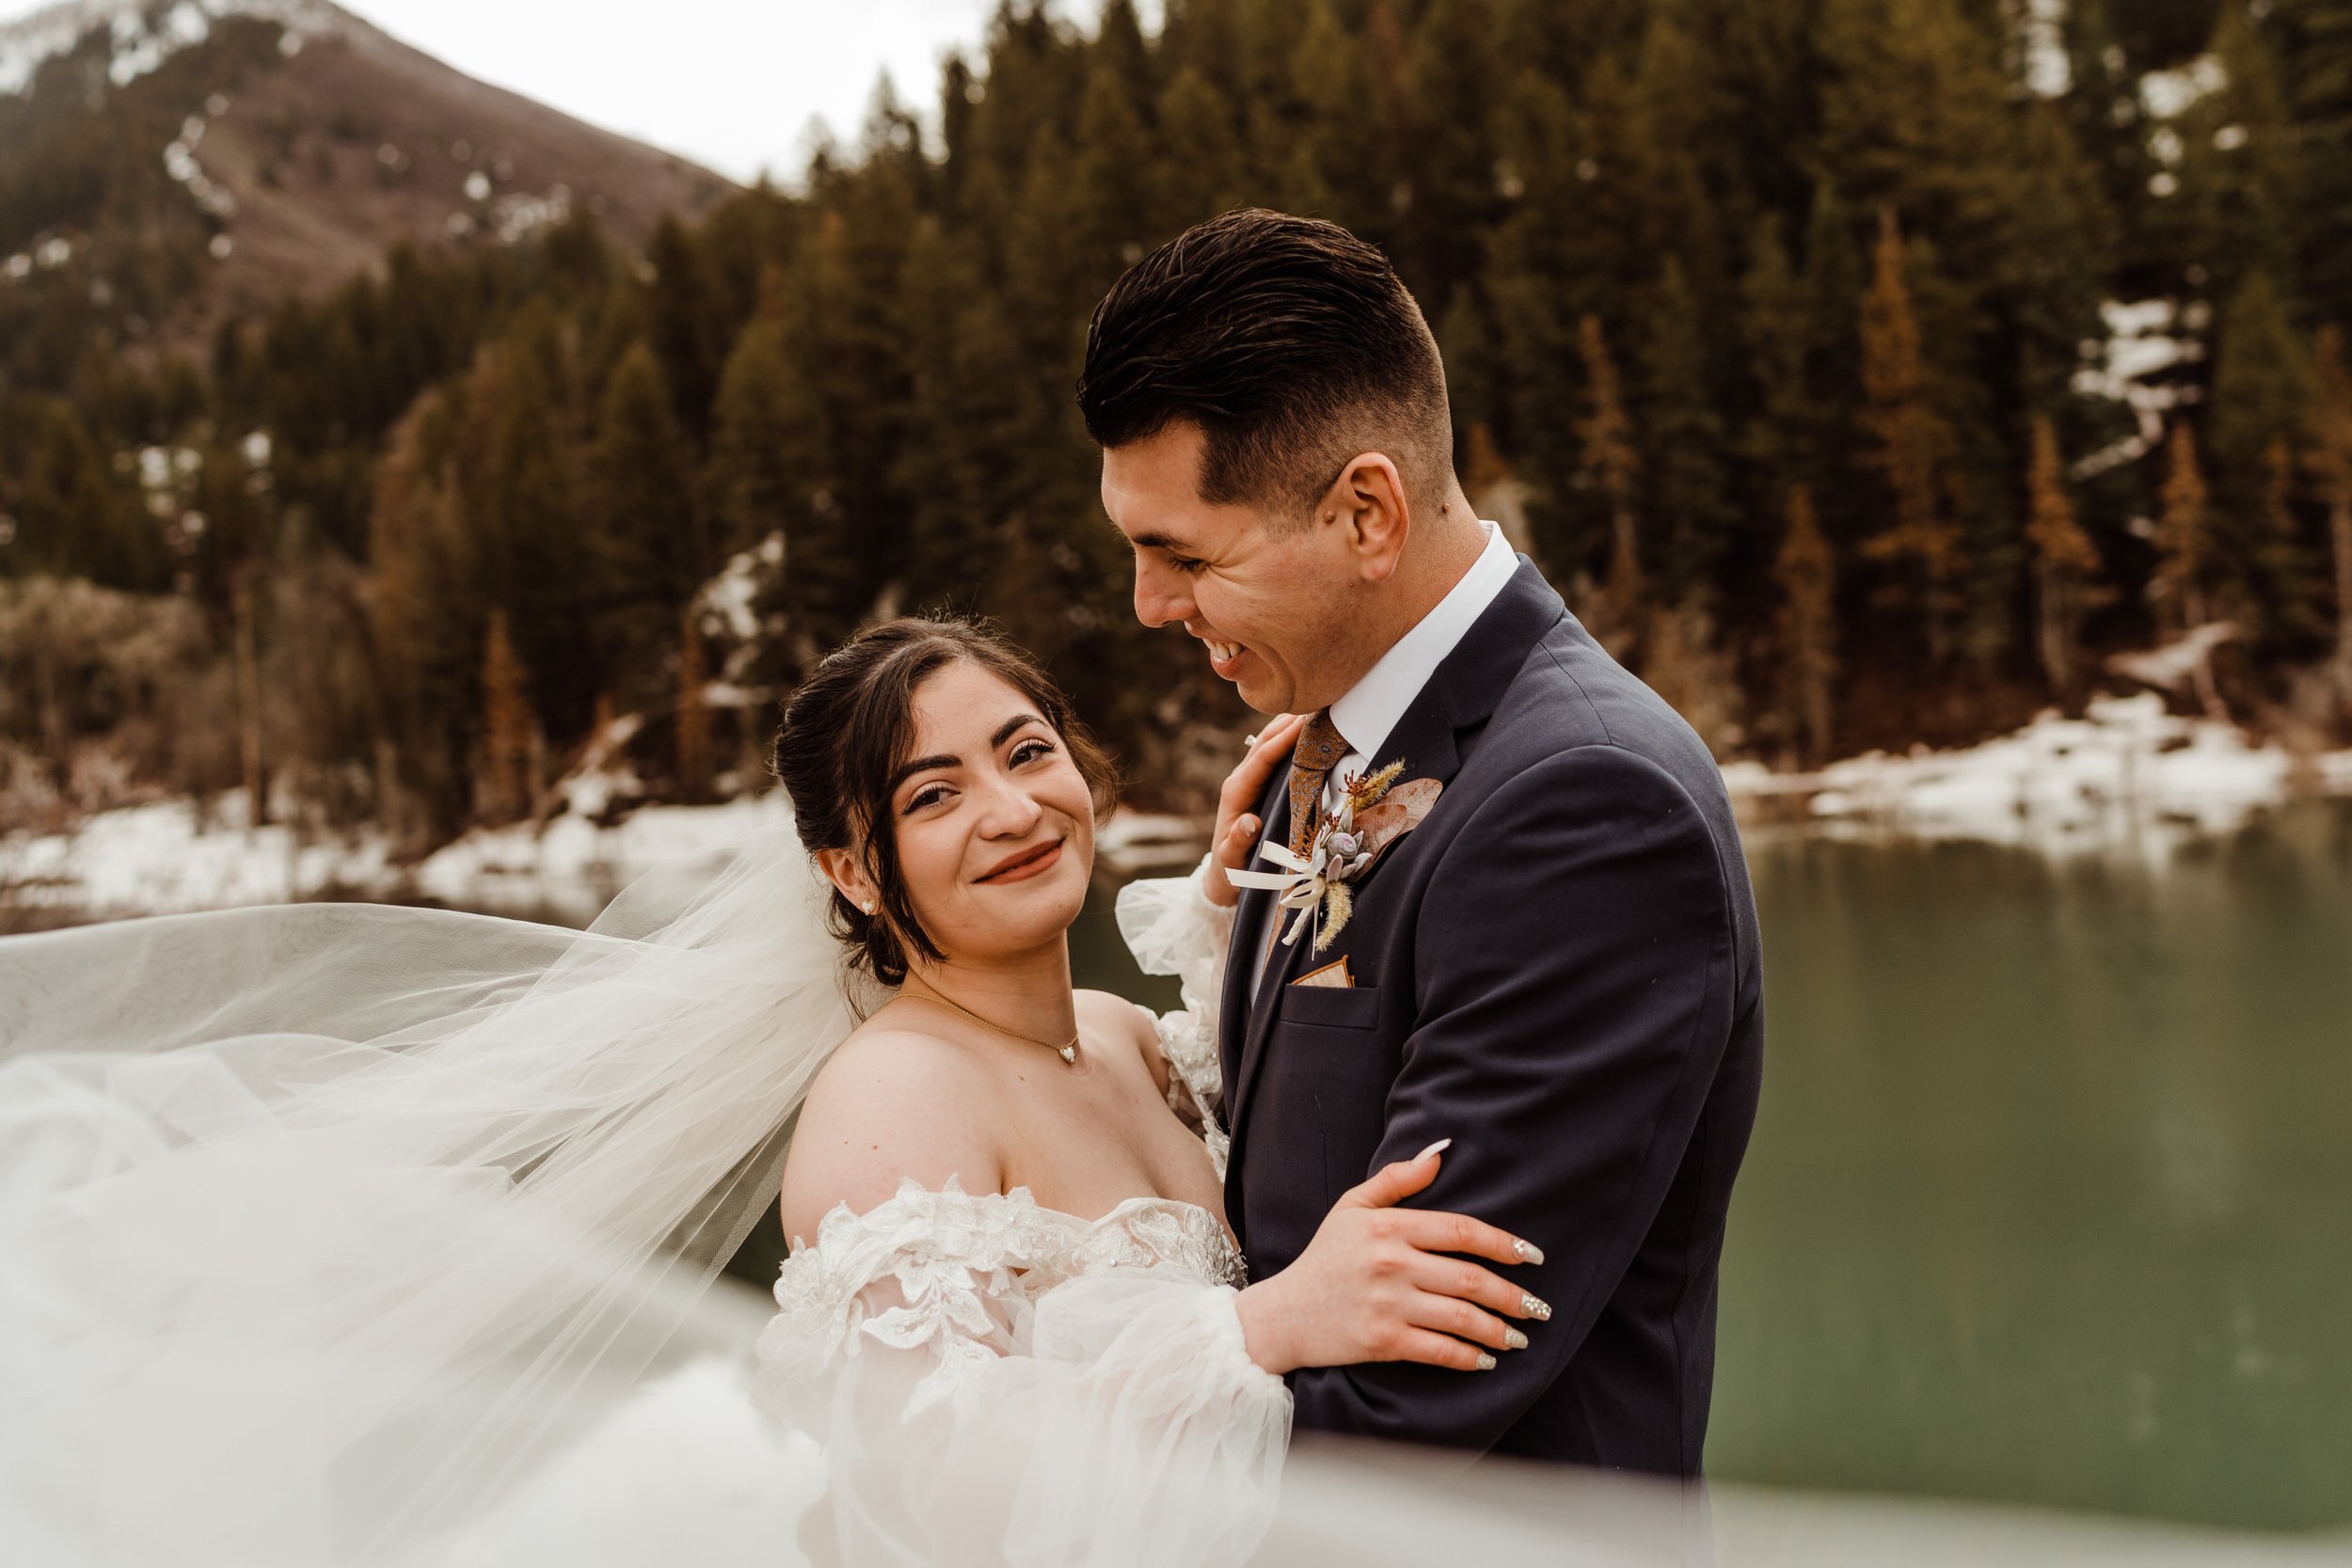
(1226, 763), (1443, 954)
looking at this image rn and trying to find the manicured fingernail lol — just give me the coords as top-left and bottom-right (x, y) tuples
(1413, 1138), (1452, 1163)
(1475, 1352), (1497, 1370)
(1513, 1238), (1546, 1266)
(1521, 1293), (1551, 1322)
(1503, 1327), (1529, 1351)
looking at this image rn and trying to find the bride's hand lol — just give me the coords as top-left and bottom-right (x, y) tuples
(1232, 1142), (1548, 1376)
(1204, 713), (1308, 909)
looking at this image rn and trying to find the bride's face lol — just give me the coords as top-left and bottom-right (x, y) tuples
(880, 660), (1096, 964)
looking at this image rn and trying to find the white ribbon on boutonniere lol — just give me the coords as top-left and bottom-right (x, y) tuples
(1225, 764), (1444, 955)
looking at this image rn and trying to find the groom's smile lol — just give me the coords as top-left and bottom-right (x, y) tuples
(1100, 420), (1390, 717)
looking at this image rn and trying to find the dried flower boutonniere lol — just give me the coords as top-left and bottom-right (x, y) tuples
(1226, 764), (1444, 954)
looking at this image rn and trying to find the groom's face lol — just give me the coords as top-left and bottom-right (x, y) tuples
(1102, 420), (1375, 716)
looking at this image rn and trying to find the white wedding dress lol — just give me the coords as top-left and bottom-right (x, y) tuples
(0, 820), (1286, 1568)
(441, 861), (1269, 1568)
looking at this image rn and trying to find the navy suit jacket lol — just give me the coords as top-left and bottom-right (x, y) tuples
(1218, 560), (1764, 1475)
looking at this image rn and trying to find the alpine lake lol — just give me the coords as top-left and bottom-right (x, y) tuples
(1064, 801), (2352, 1533)
(24, 798), (2341, 1532)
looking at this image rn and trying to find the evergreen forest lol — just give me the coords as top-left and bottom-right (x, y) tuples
(7, 0), (2352, 844)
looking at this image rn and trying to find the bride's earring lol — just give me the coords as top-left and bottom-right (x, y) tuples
(861, 899), (877, 916)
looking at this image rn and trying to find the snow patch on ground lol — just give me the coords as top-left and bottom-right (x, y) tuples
(2073, 299), (2205, 479)
(1725, 693), (2352, 860)
(1, 786), (1218, 927)
(0, 790), (397, 916)
(11, 698), (2351, 925)
(0, 788), (803, 927)
(409, 795), (792, 925)
(0, 0), (358, 97)
(2140, 53), (2227, 120)
(2013, 0), (2072, 99)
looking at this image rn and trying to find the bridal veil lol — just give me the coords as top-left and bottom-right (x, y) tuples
(0, 811), (871, 1563)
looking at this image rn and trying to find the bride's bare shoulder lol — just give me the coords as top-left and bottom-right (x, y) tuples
(1074, 988), (1168, 1093)
(780, 1018), (1008, 1243)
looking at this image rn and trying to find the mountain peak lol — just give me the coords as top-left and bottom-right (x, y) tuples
(1, 0), (734, 361)
(0, 1), (373, 95)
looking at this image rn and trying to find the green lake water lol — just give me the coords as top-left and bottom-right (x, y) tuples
(27, 804), (2338, 1529)
(1075, 804), (2352, 1531)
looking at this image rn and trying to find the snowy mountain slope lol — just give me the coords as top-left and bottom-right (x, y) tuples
(0, 0), (734, 358)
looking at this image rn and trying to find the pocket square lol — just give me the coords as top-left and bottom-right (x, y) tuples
(1293, 957), (1354, 989)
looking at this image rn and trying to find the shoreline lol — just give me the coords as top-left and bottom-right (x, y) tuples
(8, 693), (2350, 926)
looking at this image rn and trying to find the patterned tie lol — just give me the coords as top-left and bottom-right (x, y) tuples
(1286, 709), (1352, 859)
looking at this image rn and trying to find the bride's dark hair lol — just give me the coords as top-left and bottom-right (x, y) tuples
(771, 615), (1120, 986)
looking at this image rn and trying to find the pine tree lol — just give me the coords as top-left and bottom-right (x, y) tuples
(2024, 415), (2105, 697)
(1396, 0), (1507, 314)
(1638, 259), (1733, 600)
(1813, 0), (2027, 293)
(466, 321), (598, 736)
(2008, 103), (2117, 418)
(2168, 3), (2307, 308)
(1855, 208), (1964, 663)
(1772, 484), (1837, 764)
(706, 272), (818, 565)
(478, 608), (534, 823)
(1738, 213), (1815, 492)
(2154, 420), (2216, 635)
(1274, 3), (1381, 230)
(591, 340), (707, 691)
(895, 217), (1022, 623)
(1485, 64), (1598, 561)
(13, 403), (163, 590)
(2206, 270), (2314, 637)
(2279, 0), (2352, 325)
(646, 214), (723, 442)
(1358, 0), (1416, 246)
(1739, 184), (1867, 552)
(1623, 8), (1730, 302)
(1154, 65), (1246, 230)
(1577, 313), (1643, 605)
(1069, 48), (1160, 280)
(2309, 324), (2352, 685)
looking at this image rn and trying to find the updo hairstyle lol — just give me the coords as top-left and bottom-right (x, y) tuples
(771, 616), (1120, 986)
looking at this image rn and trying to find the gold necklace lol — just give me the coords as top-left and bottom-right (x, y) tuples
(909, 985), (1080, 1066)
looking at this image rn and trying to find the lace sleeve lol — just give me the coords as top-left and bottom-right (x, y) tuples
(754, 1180), (1289, 1568)
(756, 1179), (1046, 1417)
(1115, 856), (1233, 1178)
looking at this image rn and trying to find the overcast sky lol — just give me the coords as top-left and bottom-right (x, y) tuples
(0, 1), (1139, 184)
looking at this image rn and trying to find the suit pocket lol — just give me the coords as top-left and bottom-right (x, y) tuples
(1274, 981), (1380, 1031)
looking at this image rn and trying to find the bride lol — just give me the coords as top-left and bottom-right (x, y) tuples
(0, 614), (1542, 1567)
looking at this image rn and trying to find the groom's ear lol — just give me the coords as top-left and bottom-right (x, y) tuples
(1327, 451), (1410, 583)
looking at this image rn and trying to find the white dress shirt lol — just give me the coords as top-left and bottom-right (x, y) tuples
(1318, 519), (1518, 816)
(1248, 521), (1518, 996)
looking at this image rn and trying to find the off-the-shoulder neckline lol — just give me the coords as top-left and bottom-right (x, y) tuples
(795, 1174), (1233, 1251)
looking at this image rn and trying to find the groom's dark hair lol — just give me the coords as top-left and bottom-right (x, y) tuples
(1077, 209), (1454, 522)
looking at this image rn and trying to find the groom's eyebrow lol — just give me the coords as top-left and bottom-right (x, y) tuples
(887, 715), (1048, 792)
(1126, 529), (1195, 555)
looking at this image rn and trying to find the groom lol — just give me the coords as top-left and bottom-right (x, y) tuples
(1081, 210), (1763, 1475)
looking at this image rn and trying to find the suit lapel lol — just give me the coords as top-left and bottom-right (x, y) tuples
(1223, 559), (1567, 1135)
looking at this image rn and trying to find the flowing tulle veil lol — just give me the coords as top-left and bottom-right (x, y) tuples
(0, 806), (879, 1564)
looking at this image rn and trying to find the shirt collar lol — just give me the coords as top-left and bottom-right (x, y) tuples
(1327, 521), (1518, 766)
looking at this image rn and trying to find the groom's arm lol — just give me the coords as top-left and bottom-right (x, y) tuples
(1285, 743), (1740, 1455)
